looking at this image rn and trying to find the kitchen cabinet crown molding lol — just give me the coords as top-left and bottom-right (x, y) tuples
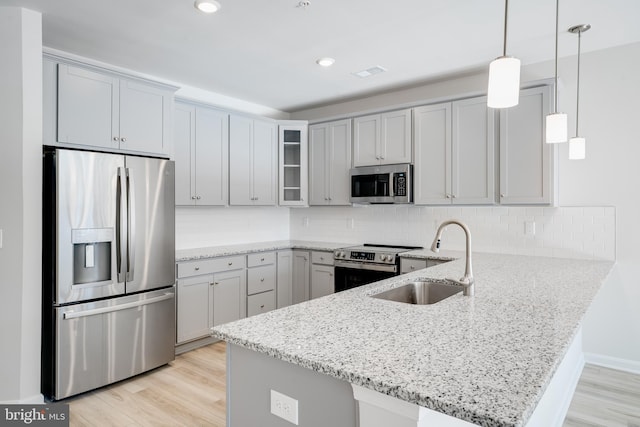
(44, 50), (179, 92)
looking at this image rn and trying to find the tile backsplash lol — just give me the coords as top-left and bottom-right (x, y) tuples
(290, 206), (616, 260)
(176, 206), (290, 250)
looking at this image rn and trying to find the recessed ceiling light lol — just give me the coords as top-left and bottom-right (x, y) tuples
(316, 57), (335, 67)
(194, 0), (221, 13)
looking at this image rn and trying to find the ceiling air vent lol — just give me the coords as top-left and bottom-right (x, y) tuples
(352, 65), (387, 78)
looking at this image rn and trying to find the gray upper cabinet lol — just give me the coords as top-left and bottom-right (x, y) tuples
(353, 109), (412, 167)
(452, 96), (496, 204)
(278, 123), (308, 206)
(499, 86), (556, 205)
(174, 101), (229, 206)
(229, 115), (277, 206)
(414, 96), (495, 205)
(309, 119), (352, 205)
(55, 62), (174, 155)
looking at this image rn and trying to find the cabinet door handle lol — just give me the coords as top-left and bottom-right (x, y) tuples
(228, 262), (233, 266)
(121, 137), (126, 143)
(260, 278), (265, 282)
(501, 193), (506, 198)
(194, 267), (200, 271)
(196, 195), (201, 200)
(260, 304), (265, 309)
(211, 282), (219, 286)
(410, 266), (415, 270)
(260, 257), (265, 261)
(452, 194), (457, 198)
(191, 196), (197, 200)
(113, 136), (120, 142)
(446, 194), (451, 199)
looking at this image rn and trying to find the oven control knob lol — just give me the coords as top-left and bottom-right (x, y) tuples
(334, 251), (340, 258)
(340, 251), (346, 258)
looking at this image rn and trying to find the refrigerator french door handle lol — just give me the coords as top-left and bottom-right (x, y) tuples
(126, 167), (136, 282)
(116, 167), (127, 283)
(62, 292), (174, 320)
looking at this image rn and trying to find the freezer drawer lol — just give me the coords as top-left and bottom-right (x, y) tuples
(52, 288), (175, 400)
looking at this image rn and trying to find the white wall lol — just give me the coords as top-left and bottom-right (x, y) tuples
(0, 7), (43, 403)
(290, 42), (640, 367)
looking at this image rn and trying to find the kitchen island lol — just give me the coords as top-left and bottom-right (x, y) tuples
(212, 253), (614, 427)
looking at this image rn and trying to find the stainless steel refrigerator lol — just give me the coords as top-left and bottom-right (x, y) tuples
(42, 147), (176, 400)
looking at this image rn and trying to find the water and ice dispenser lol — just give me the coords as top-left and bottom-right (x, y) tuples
(71, 228), (113, 285)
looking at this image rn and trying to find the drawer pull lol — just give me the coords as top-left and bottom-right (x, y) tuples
(260, 278), (265, 282)
(260, 304), (265, 309)
(261, 257), (265, 262)
(228, 262), (233, 266)
(195, 267), (200, 271)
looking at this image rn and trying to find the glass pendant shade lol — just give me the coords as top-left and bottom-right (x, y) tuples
(546, 112), (568, 143)
(568, 137), (586, 159)
(487, 56), (521, 108)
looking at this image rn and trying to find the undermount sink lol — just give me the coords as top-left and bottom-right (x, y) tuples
(371, 280), (463, 305)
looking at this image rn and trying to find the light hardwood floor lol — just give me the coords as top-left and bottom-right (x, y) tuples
(563, 364), (640, 427)
(67, 342), (227, 426)
(66, 342), (640, 426)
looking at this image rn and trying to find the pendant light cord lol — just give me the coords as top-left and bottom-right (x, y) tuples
(502, 0), (509, 56)
(575, 30), (582, 137)
(554, 0), (559, 113)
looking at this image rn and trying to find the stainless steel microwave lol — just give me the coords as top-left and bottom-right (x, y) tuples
(350, 164), (413, 204)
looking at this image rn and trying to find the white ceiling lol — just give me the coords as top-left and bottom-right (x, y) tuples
(3, 0), (640, 112)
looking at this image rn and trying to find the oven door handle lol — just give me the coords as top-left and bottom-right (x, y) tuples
(334, 260), (398, 273)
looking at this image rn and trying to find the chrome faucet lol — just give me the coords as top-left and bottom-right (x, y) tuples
(430, 220), (474, 296)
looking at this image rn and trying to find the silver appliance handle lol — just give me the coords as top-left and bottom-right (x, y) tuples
(334, 260), (398, 273)
(63, 292), (174, 320)
(116, 167), (127, 283)
(126, 167), (136, 282)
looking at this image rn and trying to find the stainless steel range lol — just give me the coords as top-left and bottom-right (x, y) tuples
(333, 244), (422, 292)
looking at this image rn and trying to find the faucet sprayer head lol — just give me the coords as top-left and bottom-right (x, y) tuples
(430, 238), (441, 253)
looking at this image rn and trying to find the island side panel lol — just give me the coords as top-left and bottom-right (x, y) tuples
(227, 343), (357, 427)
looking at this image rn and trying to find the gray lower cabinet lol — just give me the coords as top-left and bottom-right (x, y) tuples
(400, 257), (452, 274)
(212, 270), (247, 326)
(247, 290), (276, 317)
(246, 252), (277, 316)
(292, 250), (311, 304)
(310, 251), (334, 300)
(276, 249), (311, 308)
(176, 256), (246, 344)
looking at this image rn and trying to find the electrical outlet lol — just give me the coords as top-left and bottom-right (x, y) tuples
(525, 221), (536, 236)
(270, 390), (299, 425)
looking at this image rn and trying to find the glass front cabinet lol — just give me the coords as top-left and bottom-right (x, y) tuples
(278, 122), (308, 206)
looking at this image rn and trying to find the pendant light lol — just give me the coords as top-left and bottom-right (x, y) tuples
(568, 24), (590, 160)
(546, 0), (568, 143)
(487, 0), (521, 108)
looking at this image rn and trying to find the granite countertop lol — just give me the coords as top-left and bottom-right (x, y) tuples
(401, 248), (462, 262)
(176, 240), (351, 262)
(212, 253), (614, 427)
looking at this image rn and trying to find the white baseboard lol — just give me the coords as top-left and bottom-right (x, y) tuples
(584, 352), (640, 375)
(1, 394), (45, 404)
